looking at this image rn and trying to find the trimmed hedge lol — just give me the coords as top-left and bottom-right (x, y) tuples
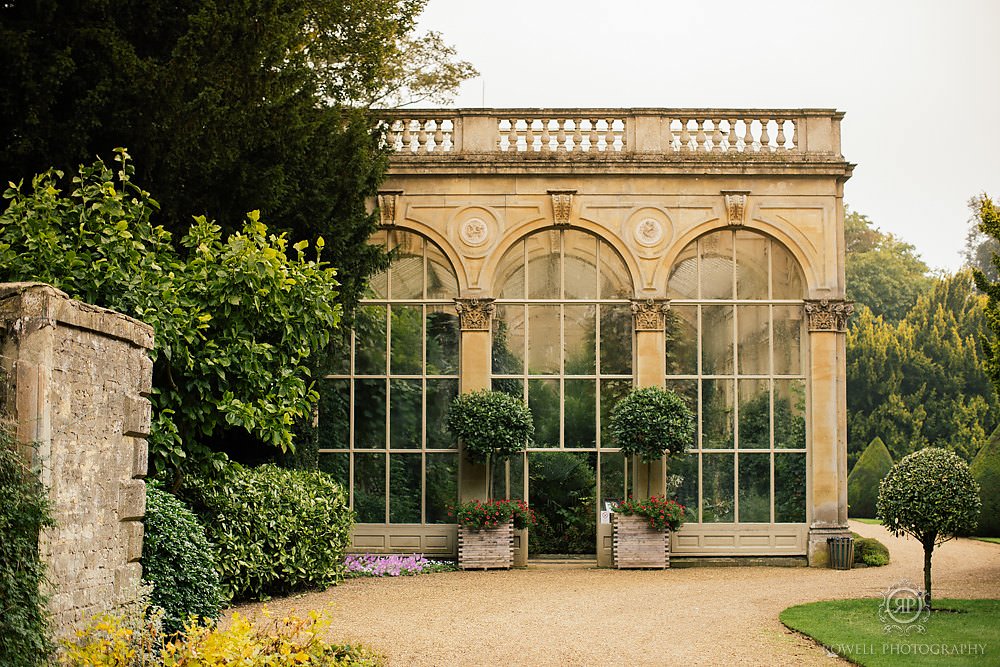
(851, 533), (890, 567)
(181, 462), (353, 602)
(847, 437), (893, 518)
(142, 485), (223, 634)
(971, 426), (1000, 537)
(0, 434), (55, 666)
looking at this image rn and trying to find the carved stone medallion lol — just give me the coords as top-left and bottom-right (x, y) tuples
(454, 298), (495, 331)
(460, 217), (490, 247)
(804, 299), (854, 332)
(634, 217), (664, 247)
(631, 299), (670, 331)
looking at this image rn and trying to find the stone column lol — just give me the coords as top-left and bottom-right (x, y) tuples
(454, 298), (494, 502)
(630, 299), (670, 497)
(804, 299), (853, 566)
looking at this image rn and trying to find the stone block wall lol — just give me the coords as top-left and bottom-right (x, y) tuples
(0, 283), (154, 637)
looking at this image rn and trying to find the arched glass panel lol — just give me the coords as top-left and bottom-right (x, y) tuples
(320, 229), (460, 526)
(665, 229), (807, 525)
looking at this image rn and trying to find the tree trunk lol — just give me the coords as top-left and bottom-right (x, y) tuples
(923, 537), (934, 610)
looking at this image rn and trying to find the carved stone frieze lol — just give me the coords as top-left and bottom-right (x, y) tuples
(548, 190), (576, 226)
(722, 190), (750, 226)
(804, 299), (854, 332)
(454, 298), (496, 331)
(377, 191), (402, 227)
(631, 299), (670, 332)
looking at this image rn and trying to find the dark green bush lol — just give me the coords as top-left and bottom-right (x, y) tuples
(971, 426), (1000, 537)
(847, 437), (893, 518)
(181, 462), (353, 602)
(0, 433), (55, 666)
(142, 485), (223, 634)
(608, 387), (695, 463)
(447, 390), (534, 465)
(851, 533), (890, 567)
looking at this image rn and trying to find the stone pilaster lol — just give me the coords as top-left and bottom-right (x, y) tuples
(454, 298), (495, 503)
(630, 299), (670, 498)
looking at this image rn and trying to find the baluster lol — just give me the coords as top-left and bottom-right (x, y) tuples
(572, 119), (583, 152)
(679, 118), (691, 152)
(742, 118), (754, 152)
(711, 119), (723, 153)
(433, 120), (444, 152)
(525, 119), (537, 152)
(540, 118), (551, 152)
(696, 119), (708, 152)
(665, 118), (676, 152)
(728, 118), (739, 152)
(760, 118), (771, 152)
(589, 119), (600, 152)
(557, 119), (568, 152)
(605, 118), (616, 151)
(510, 118), (521, 152)
(401, 120), (413, 152)
(417, 121), (429, 153)
(775, 119), (786, 151)
(788, 119), (798, 151)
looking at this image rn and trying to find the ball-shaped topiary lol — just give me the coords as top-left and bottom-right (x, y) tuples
(142, 485), (223, 634)
(447, 390), (534, 465)
(876, 447), (981, 607)
(608, 387), (695, 463)
(847, 437), (893, 519)
(970, 426), (1000, 537)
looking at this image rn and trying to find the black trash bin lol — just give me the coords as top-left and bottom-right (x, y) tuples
(827, 536), (854, 570)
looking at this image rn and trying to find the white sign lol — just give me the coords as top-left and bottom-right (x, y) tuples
(600, 511), (611, 524)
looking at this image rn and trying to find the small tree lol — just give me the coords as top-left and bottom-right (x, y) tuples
(876, 447), (981, 608)
(608, 387), (695, 497)
(446, 390), (533, 499)
(970, 426), (1000, 537)
(847, 437), (893, 518)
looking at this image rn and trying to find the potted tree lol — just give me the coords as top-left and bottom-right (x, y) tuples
(607, 387), (695, 569)
(447, 390), (534, 569)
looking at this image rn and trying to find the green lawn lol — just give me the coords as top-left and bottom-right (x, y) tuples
(781, 599), (999, 666)
(852, 518), (882, 525)
(973, 537), (1000, 545)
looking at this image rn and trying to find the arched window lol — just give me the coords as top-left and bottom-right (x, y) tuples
(666, 229), (807, 525)
(319, 229), (460, 525)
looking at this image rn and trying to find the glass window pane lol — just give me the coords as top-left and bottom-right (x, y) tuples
(426, 379), (458, 449)
(492, 459), (510, 499)
(389, 379), (421, 449)
(389, 232), (424, 299)
(496, 240), (525, 299)
(509, 452), (526, 500)
(774, 379), (807, 449)
(564, 305), (596, 374)
(493, 377), (524, 400)
(563, 230), (599, 299)
(738, 379), (770, 449)
(666, 306), (697, 375)
(701, 305), (734, 375)
(425, 239), (458, 299)
(318, 452), (349, 490)
(669, 453), (699, 524)
(323, 331), (351, 375)
(355, 305), (386, 374)
(492, 304), (525, 374)
(699, 231), (734, 299)
(664, 380), (697, 429)
(702, 453), (734, 522)
(425, 306), (459, 375)
(564, 379), (596, 448)
(527, 452), (596, 555)
(599, 305), (633, 375)
(738, 453), (770, 522)
(775, 453), (806, 522)
(771, 241), (804, 300)
(389, 306), (422, 374)
(366, 231), (389, 298)
(389, 454), (422, 523)
(737, 305), (770, 375)
(426, 453), (458, 523)
(529, 378), (561, 448)
(528, 305), (561, 374)
(526, 230), (561, 299)
(354, 379), (386, 449)
(735, 230), (770, 299)
(600, 379), (632, 448)
(600, 451), (626, 506)
(600, 242), (633, 299)
(354, 452), (386, 523)
(318, 379), (350, 449)
(703, 379), (734, 450)
(773, 305), (803, 375)
(667, 241), (698, 300)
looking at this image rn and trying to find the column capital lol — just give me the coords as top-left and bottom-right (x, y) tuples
(631, 298), (670, 332)
(804, 299), (853, 332)
(454, 298), (495, 331)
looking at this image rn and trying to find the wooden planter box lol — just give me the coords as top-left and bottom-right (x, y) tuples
(458, 521), (514, 570)
(612, 513), (670, 569)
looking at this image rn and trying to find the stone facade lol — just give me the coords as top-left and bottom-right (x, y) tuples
(0, 283), (153, 636)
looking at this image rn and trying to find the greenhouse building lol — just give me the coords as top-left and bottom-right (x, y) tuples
(318, 108), (854, 567)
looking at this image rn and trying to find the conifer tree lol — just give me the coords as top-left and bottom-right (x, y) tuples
(848, 437), (893, 518)
(970, 426), (1000, 537)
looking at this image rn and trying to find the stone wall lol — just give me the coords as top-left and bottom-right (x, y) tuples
(0, 283), (153, 637)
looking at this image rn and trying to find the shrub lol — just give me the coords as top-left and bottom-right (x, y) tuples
(57, 584), (163, 666)
(0, 432), (55, 667)
(608, 387), (695, 463)
(847, 437), (893, 518)
(614, 495), (686, 531)
(181, 462), (353, 602)
(142, 486), (223, 634)
(970, 426), (1000, 536)
(447, 390), (534, 466)
(877, 447), (981, 606)
(851, 533), (890, 567)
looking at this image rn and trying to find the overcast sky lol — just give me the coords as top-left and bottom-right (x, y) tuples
(416, 0), (1000, 273)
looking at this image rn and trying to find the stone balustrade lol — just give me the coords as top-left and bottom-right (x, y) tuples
(382, 108), (844, 158)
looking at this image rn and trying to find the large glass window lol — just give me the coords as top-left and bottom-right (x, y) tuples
(666, 229), (807, 524)
(319, 230), (459, 524)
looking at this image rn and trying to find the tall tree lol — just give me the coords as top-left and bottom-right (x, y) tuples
(972, 194), (1000, 393)
(965, 195), (1000, 283)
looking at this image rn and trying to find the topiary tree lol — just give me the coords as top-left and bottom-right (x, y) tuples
(608, 387), (695, 497)
(876, 447), (981, 608)
(970, 426), (1000, 537)
(847, 437), (893, 518)
(142, 485), (223, 634)
(446, 390), (533, 499)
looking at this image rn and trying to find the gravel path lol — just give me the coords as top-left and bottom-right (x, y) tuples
(233, 522), (1000, 666)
